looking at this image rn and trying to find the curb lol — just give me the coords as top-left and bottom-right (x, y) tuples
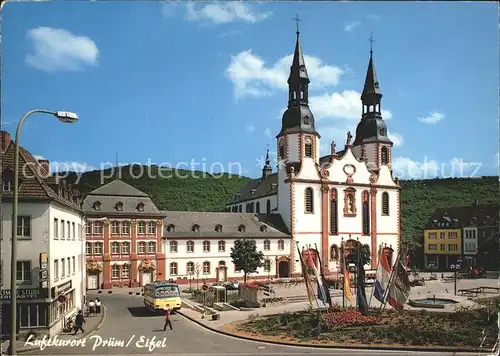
(15, 306), (107, 354)
(177, 310), (489, 354)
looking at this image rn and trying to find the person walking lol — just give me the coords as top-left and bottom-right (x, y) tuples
(88, 299), (95, 316)
(163, 309), (173, 331)
(73, 310), (86, 335)
(95, 298), (101, 314)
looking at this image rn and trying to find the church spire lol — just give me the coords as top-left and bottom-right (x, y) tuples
(261, 148), (272, 180)
(287, 14), (310, 107)
(361, 32), (382, 118)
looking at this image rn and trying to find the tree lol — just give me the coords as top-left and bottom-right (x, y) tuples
(230, 239), (264, 285)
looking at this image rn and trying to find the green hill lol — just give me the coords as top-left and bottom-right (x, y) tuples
(64, 166), (498, 257)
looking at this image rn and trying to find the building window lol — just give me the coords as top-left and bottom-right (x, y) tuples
(148, 222), (156, 234)
(94, 242), (103, 255)
(238, 225), (246, 233)
(203, 261), (210, 274)
(111, 221), (119, 234)
(381, 192), (389, 215)
(16, 216), (31, 238)
(170, 263), (178, 276)
(72, 257), (76, 274)
(166, 224), (175, 232)
(54, 218), (59, 239)
(260, 225), (267, 233)
(215, 224), (223, 232)
(266, 200), (271, 214)
(86, 242), (92, 255)
(448, 232), (457, 239)
(264, 240), (270, 251)
(186, 241), (194, 253)
(305, 143), (313, 158)
(54, 260), (59, 281)
(122, 264), (130, 278)
(362, 191), (370, 236)
(203, 241), (210, 252)
(192, 224), (200, 232)
(67, 259), (71, 276)
(186, 262), (194, 275)
(2, 179), (12, 192)
(218, 240), (225, 252)
(148, 242), (156, 253)
(138, 221), (146, 234)
(279, 145), (285, 159)
(122, 221), (130, 235)
(256, 202), (260, 214)
(428, 244), (437, 251)
(72, 222), (76, 240)
(17, 304), (48, 327)
(238, 205), (242, 213)
(61, 258), (65, 279)
(263, 260), (271, 272)
(93, 222), (103, 235)
(439, 232), (445, 239)
(111, 242), (120, 254)
(428, 233), (437, 239)
(380, 146), (389, 165)
(122, 242), (130, 254)
(136, 203), (145, 212)
(115, 202), (123, 211)
(440, 244), (445, 251)
(61, 220), (65, 239)
(67, 221), (71, 240)
(448, 244), (458, 251)
(111, 265), (120, 279)
(16, 261), (31, 282)
(138, 242), (146, 254)
(85, 224), (92, 235)
(277, 240), (284, 251)
(330, 190), (338, 235)
(305, 187), (314, 213)
(169, 241), (178, 253)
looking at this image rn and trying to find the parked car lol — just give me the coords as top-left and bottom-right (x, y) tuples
(223, 282), (239, 290)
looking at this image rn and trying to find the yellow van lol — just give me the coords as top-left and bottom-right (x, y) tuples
(143, 281), (182, 313)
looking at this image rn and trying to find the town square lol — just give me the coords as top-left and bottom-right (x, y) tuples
(1, 0), (498, 355)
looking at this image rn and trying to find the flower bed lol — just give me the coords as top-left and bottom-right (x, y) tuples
(322, 309), (377, 328)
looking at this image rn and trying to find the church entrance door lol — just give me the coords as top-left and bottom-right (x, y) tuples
(278, 261), (289, 278)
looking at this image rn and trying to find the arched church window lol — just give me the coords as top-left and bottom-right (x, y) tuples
(266, 199), (271, 214)
(330, 189), (338, 235)
(304, 187), (314, 213)
(362, 191), (370, 235)
(380, 147), (389, 165)
(256, 201), (260, 214)
(375, 104), (380, 112)
(369, 105), (374, 112)
(303, 116), (310, 125)
(382, 192), (389, 216)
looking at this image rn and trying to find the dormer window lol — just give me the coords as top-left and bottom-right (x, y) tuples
(192, 224), (200, 232)
(136, 203), (145, 212)
(303, 115), (310, 125)
(2, 179), (12, 192)
(250, 189), (256, 195)
(93, 201), (102, 211)
(271, 183), (277, 189)
(166, 224), (175, 232)
(238, 225), (246, 233)
(2, 169), (13, 192)
(115, 202), (123, 211)
(215, 224), (222, 232)
(260, 225), (267, 233)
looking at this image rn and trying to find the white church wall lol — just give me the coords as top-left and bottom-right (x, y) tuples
(292, 182), (322, 232)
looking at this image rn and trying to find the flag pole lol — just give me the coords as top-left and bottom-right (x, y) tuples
(377, 245), (402, 313)
(368, 243), (383, 308)
(380, 245), (407, 313)
(306, 245), (322, 310)
(314, 242), (330, 310)
(341, 238), (345, 309)
(355, 238), (360, 314)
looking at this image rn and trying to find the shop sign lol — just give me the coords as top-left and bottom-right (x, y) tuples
(0, 289), (41, 300)
(39, 252), (49, 294)
(51, 280), (72, 299)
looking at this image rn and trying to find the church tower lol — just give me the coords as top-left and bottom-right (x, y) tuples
(261, 149), (272, 181)
(276, 23), (320, 232)
(352, 43), (393, 170)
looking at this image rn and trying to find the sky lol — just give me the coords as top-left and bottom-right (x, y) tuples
(2, 1), (499, 180)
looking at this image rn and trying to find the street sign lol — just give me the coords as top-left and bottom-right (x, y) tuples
(202, 284), (209, 292)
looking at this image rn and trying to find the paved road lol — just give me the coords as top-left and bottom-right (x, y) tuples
(20, 295), (487, 355)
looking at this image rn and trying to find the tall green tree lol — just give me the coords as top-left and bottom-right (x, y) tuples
(230, 239), (264, 285)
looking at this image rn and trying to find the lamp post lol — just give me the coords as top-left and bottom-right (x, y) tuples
(10, 110), (78, 355)
(450, 261), (461, 296)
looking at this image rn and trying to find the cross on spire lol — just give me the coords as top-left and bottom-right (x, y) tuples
(369, 31), (375, 55)
(293, 14), (301, 36)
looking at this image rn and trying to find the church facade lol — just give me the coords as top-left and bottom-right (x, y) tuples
(226, 29), (401, 276)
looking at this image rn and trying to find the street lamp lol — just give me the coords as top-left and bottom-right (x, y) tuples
(10, 109), (78, 355)
(450, 262), (461, 296)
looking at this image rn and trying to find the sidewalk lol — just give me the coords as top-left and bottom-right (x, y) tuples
(0, 306), (106, 355)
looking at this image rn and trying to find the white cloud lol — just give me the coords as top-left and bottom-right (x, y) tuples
(264, 128), (272, 138)
(417, 111), (445, 124)
(25, 27), (99, 73)
(392, 157), (484, 180)
(226, 50), (343, 99)
(246, 124), (255, 132)
(344, 22), (361, 32)
(309, 90), (392, 121)
(186, 2), (271, 24)
(388, 132), (404, 147)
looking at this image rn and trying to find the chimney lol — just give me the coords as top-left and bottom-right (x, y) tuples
(38, 159), (50, 174)
(1, 131), (11, 153)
